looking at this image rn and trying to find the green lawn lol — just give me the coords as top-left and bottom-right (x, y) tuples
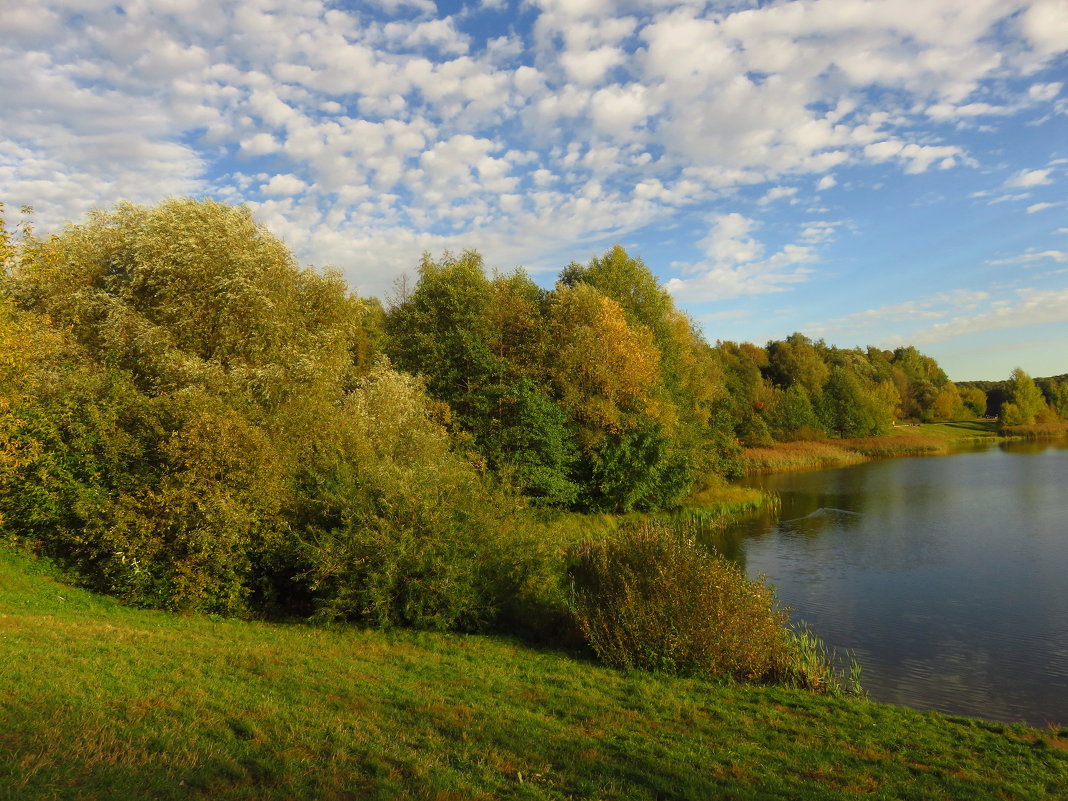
(889, 420), (1000, 441)
(1, 545), (1065, 800)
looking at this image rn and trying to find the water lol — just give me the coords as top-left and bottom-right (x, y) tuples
(720, 441), (1068, 727)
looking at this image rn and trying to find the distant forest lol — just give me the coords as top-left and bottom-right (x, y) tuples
(2, 198), (1066, 623)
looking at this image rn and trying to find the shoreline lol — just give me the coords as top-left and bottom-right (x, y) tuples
(738, 420), (1068, 476)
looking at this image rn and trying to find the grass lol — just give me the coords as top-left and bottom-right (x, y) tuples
(2, 544), (1066, 800)
(1000, 420), (1068, 439)
(742, 420), (1004, 474)
(542, 483), (778, 541)
(889, 419), (1001, 441)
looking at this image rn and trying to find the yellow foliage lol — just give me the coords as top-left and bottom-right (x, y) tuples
(548, 283), (662, 434)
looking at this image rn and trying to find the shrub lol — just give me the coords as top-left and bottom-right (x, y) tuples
(300, 362), (559, 634)
(568, 522), (790, 680)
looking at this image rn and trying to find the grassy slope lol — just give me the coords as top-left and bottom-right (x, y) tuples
(1, 547), (1065, 801)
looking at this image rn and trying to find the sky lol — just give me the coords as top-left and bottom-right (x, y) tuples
(2, 0), (1067, 381)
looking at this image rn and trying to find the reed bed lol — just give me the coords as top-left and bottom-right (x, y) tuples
(839, 434), (945, 457)
(742, 431), (956, 474)
(741, 441), (868, 474)
(999, 421), (1068, 439)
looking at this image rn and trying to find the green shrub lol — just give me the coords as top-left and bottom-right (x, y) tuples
(299, 363), (561, 634)
(568, 522), (790, 680)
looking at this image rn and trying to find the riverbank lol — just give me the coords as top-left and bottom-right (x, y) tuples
(741, 420), (1004, 474)
(1, 545), (1065, 801)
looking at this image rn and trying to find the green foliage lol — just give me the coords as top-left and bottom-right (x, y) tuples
(1002, 368), (1047, 425)
(384, 250), (501, 430)
(487, 381), (580, 506)
(928, 381), (966, 421)
(583, 422), (694, 513)
(765, 333), (829, 397)
(569, 522), (790, 681)
(766, 384), (820, 438)
(959, 384), (990, 417)
(297, 363), (552, 632)
(3, 201), (548, 624)
(818, 367), (893, 438)
(1046, 379), (1068, 419)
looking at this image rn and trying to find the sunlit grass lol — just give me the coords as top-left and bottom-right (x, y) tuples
(742, 441), (869, 473)
(890, 420), (1000, 440)
(1000, 420), (1068, 438)
(742, 421), (1010, 474)
(2, 544), (1066, 800)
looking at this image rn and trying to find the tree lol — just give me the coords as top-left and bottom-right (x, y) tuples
(547, 282), (662, 438)
(767, 383), (819, 438)
(959, 385), (989, 418)
(1001, 368), (1046, 425)
(928, 382), (965, 421)
(818, 367), (893, 438)
(765, 333), (829, 397)
(1045, 379), (1068, 420)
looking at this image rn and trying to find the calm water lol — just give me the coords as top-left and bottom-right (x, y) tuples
(719, 441), (1068, 727)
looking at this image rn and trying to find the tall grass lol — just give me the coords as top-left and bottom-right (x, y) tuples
(840, 434), (945, 457)
(742, 441), (868, 473)
(665, 483), (780, 532)
(772, 626), (865, 698)
(742, 433), (951, 474)
(568, 522), (791, 680)
(999, 421), (1068, 439)
(566, 521), (858, 696)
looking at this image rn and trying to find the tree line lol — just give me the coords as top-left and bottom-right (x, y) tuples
(1, 199), (1064, 629)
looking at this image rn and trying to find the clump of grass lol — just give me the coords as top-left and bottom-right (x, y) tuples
(569, 522), (812, 685)
(771, 626), (865, 698)
(666, 483), (780, 532)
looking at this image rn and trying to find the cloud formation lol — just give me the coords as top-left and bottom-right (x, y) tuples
(1, 0), (1066, 304)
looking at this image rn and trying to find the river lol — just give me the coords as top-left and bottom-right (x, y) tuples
(718, 440), (1068, 727)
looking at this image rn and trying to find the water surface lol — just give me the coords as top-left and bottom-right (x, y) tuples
(719, 441), (1068, 727)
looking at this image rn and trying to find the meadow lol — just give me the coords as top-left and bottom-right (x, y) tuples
(2, 545), (1066, 801)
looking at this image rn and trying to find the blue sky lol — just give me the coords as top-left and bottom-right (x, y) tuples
(2, 0), (1066, 380)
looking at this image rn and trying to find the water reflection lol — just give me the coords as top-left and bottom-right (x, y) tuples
(725, 442), (1068, 727)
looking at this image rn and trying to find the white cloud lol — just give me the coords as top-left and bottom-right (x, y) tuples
(908, 288), (1068, 345)
(758, 186), (798, 205)
(1019, 0), (1068, 57)
(262, 174), (308, 196)
(1027, 202), (1057, 213)
(3, 0), (1067, 300)
(240, 133), (280, 155)
(1005, 168), (1053, 188)
(987, 250), (1068, 265)
(665, 214), (821, 301)
(1028, 82), (1063, 102)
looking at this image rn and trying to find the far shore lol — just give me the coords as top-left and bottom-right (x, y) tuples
(739, 419), (1068, 475)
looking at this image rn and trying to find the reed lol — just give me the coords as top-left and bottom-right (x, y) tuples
(741, 441), (867, 474)
(999, 421), (1068, 439)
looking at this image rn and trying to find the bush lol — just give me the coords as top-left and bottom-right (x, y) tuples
(568, 522), (790, 680)
(299, 362), (560, 634)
